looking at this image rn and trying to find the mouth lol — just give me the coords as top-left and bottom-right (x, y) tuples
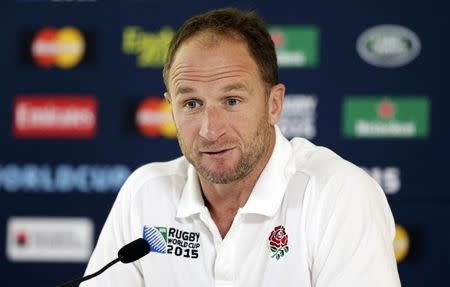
(201, 147), (234, 157)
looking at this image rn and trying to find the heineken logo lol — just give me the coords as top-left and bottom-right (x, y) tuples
(143, 226), (200, 259)
(268, 225), (289, 260)
(342, 96), (429, 138)
(269, 26), (319, 68)
(357, 25), (421, 68)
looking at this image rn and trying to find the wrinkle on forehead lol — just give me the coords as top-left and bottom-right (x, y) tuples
(171, 64), (253, 86)
(168, 33), (260, 94)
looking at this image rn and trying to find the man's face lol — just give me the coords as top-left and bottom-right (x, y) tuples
(167, 33), (280, 184)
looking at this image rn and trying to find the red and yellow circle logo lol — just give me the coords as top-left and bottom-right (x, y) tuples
(31, 26), (85, 69)
(394, 224), (410, 263)
(135, 97), (176, 138)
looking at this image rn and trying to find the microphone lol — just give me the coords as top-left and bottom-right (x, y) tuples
(56, 238), (150, 287)
(118, 237), (150, 263)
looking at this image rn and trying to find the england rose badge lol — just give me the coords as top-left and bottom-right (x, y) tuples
(268, 225), (289, 260)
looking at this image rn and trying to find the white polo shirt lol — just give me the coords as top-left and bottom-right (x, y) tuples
(81, 127), (401, 287)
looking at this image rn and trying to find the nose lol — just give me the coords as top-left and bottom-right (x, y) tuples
(199, 105), (226, 141)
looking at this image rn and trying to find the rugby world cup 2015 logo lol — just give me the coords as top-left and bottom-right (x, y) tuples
(143, 225), (200, 259)
(143, 226), (168, 254)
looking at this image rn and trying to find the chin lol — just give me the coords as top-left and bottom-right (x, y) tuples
(206, 166), (236, 177)
(198, 165), (240, 184)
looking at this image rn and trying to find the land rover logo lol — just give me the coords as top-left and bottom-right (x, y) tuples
(356, 25), (421, 68)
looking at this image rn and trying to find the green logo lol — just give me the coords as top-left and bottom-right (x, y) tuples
(269, 26), (319, 68)
(343, 96), (429, 138)
(155, 226), (168, 242)
(122, 26), (174, 68)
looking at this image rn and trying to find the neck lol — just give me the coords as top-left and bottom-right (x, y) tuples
(199, 128), (276, 238)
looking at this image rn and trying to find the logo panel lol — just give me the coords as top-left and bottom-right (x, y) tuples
(278, 94), (317, 139)
(357, 25), (421, 68)
(122, 26), (174, 68)
(6, 217), (94, 262)
(19, 27), (95, 69)
(31, 27), (85, 69)
(135, 97), (176, 138)
(143, 226), (200, 259)
(13, 95), (98, 139)
(342, 96), (429, 138)
(269, 26), (319, 68)
(0, 163), (130, 193)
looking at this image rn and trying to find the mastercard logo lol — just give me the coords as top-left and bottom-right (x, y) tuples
(31, 26), (85, 69)
(135, 97), (177, 138)
(394, 224), (410, 263)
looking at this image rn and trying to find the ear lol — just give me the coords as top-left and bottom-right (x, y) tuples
(267, 83), (285, 126)
(164, 92), (176, 122)
(164, 92), (171, 103)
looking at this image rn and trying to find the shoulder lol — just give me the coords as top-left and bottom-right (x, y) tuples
(288, 137), (383, 210)
(290, 137), (370, 184)
(118, 156), (190, 201)
(288, 137), (395, 236)
(289, 139), (395, 259)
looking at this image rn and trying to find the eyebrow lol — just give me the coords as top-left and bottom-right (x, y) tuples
(174, 83), (248, 96)
(220, 83), (248, 92)
(175, 86), (195, 95)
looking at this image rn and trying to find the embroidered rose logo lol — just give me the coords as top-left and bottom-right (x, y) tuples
(268, 225), (289, 260)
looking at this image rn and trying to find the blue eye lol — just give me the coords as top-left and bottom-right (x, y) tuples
(226, 98), (239, 106)
(185, 100), (199, 109)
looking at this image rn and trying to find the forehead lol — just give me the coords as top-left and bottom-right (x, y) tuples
(174, 31), (252, 63)
(169, 32), (263, 91)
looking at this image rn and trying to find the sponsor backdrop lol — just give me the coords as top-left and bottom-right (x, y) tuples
(1, 0), (449, 286)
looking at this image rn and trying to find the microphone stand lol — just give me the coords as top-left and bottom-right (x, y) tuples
(56, 258), (120, 287)
(56, 238), (149, 287)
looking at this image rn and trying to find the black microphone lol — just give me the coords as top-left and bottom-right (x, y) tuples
(56, 238), (150, 287)
(118, 237), (150, 263)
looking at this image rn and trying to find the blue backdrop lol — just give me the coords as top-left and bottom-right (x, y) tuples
(1, 0), (449, 286)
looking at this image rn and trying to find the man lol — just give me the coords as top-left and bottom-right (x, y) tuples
(82, 8), (401, 287)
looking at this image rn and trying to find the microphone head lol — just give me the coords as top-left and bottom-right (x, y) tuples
(118, 238), (150, 263)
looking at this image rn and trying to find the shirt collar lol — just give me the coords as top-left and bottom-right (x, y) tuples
(176, 164), (205, 218)
(240, 126), (294, 216)
(176, 126), (294, 219)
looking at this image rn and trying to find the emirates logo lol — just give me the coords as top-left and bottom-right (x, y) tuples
(268, 225), (289, 260)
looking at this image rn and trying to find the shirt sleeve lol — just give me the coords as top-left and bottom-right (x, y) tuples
(306, 165), (401, 287)
(80, 174), (145, 287)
